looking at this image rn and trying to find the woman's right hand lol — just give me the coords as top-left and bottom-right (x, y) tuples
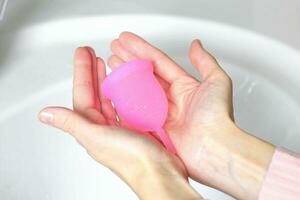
(109, 32), (275, 200)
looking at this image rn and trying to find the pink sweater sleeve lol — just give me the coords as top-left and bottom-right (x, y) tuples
(259, 147), (300, 200)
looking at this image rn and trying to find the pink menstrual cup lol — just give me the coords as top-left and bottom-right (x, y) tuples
(101, 59), (176, 154)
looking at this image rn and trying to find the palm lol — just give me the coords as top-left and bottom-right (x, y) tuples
(166, 74), (233, 133)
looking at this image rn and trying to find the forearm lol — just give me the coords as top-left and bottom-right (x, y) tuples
(192, 119), (275, 200)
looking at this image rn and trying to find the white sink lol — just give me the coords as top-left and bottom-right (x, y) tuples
(0, 15), (300, 200)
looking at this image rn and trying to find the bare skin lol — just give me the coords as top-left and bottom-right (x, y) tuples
(108, 32), (275, 200)
(39, 32), (275, 200)
(39, 46), (201, 200)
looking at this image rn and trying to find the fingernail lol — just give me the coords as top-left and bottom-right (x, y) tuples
(84, 46), (91, 50)
(39, 111), (54, 125)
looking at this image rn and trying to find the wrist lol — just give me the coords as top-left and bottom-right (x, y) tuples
(137, 171), (201, 200)
(129, 152), (202, 200)
(221, 124), (275, 200)
(193, 119), (275, 200)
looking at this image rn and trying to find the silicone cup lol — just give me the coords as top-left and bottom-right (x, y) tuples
(101, 59), (176, 154)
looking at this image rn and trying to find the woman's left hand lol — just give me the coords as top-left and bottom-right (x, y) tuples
(38, 47), (201, 200)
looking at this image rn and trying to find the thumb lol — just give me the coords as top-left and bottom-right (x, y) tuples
(189, 39), (228, 81)
(38, 106), (102, 147)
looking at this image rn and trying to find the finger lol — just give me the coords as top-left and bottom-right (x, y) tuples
(86, 47), (101, 110)
(107, 54), (124, 70)
(118, 31), (188, 83)
(189, 39), (228, 80)
(155, 73), (170, 91)
(97, 57), (118, 125)
(73, 47), (99, 113)
(110, 39), (137, 61)
(38, 106), (105, 147)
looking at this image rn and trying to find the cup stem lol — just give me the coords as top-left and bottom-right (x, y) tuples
(156, 127), (177, 154)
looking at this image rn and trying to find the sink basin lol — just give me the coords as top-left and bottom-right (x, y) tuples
(0, 15), (300, 200)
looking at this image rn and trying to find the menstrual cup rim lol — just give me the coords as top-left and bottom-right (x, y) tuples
(102, 59), (153, 98)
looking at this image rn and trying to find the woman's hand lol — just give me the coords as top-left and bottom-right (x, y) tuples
(38, 47), (201, 200)
(108, 32), (275, 200)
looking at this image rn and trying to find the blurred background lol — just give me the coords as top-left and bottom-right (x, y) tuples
(1, 0), (300, 49)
